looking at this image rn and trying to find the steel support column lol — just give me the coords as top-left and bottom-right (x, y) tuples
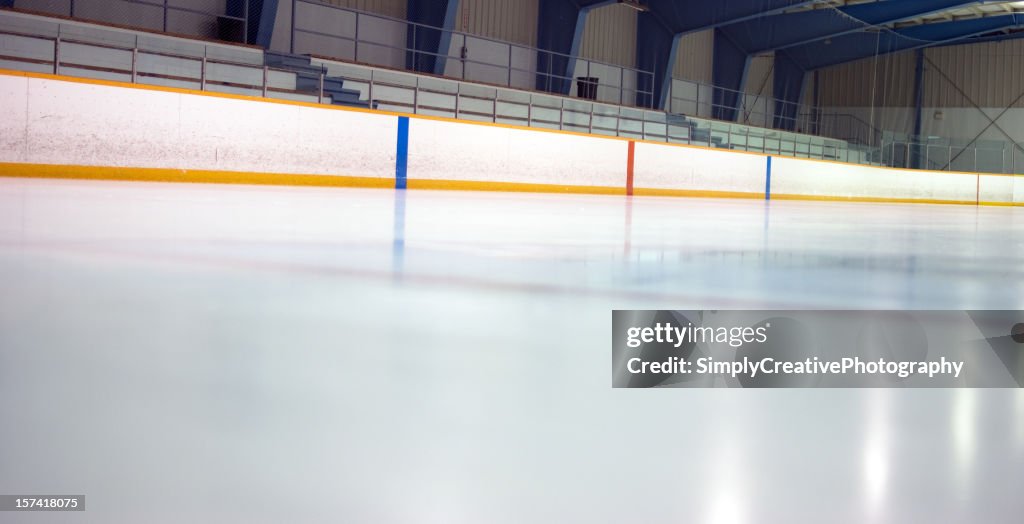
(712, 29), (749, 122)
(636, 12), (674, 109)
(535, 0), (611, 95)
(406, 0), (459, 74)
(772, 52), (806, 131)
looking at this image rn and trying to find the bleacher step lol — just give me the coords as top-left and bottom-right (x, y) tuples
(264, 51), (371, 109)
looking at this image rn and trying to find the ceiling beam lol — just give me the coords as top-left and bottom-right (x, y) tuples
(781, 13), (1024, 70)
(719, 0), (983, 53)
(646, 0), (818, 36)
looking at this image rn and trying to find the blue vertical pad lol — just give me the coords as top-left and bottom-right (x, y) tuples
(395, 116), (409, 190)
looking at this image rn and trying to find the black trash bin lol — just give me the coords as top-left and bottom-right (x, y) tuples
(576, 77), (598, 100)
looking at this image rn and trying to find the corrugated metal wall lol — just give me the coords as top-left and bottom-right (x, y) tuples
(673, 29), (713, 84)
(579, 3), (636, 68)
(923, 40), (1024, 108)
(455, 0), (538, 47)
(801, 72), (816, 108)
(816, 49), (916, 107)
(789, 39), (1024, 110)
(745, 52), (773, 97)
(320, 0), (406, 19)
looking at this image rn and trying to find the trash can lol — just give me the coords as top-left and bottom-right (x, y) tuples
(576, 77), (598, 100)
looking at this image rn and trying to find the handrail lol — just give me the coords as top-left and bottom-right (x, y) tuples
(291, 0), (655, 108)
(10, 0), (250, 44)
(294, 0), (638, 73)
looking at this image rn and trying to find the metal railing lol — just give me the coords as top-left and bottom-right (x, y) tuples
(294, 57), (871, 163)
(290, 0), (655, 109)
(665, 78), (885, 150)
(12, 0), (251, 44)
(880, 135), (1022, 174)
(0, 25), (315, 101)
(290, 2), (890, 152)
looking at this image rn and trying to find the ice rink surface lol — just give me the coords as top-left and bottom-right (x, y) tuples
(0, 176), (1023, 523)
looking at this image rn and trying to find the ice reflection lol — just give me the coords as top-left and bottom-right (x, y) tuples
(1017, 389), (1024, 459)
(862, 389), (889, 522)
(706, 490), (745, 524)
(703, 394), (747, 524)
(952, 389), (976, 505)
(392, 188), (407, 276)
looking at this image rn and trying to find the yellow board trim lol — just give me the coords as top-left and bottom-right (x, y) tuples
(407, 178), (625, 195)
(975, 200), (1023, 207)
(770, 192), (981, 206)
(0, 162), (393, 188)
(4, 162), (1022, 207)
(633, 187), (764, 199)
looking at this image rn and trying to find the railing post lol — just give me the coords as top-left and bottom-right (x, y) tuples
(589, 103), (594, 134)
(290, 0), (297, 54)
(413, 77), (419, 112)
(526, 96), (531, 126)
(200, 53), (207, 90)
(619, 68), (623, 106)
(667, 79), (672, 113)
(455, 83), (460, 118)
(131, 48), (138, 83)
(163, 0), (168, 33)
(546, 51), (551, 92)
(262, 65), (268, 97)
(559, 98), (564, 130)
(507, 45), (512, 87)
(318, 70), (324, 104)
(242, 0), (249, 44)
(368, 71), (374, 107)
(53, 34), (60, 75)
(544, 50), (552, 92)
(354, 12), (360, 62)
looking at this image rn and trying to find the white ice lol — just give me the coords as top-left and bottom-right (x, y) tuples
(0, 177), (1022, 523)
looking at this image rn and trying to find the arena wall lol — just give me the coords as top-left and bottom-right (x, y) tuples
(0, 70), (1020, 206)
